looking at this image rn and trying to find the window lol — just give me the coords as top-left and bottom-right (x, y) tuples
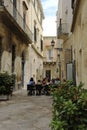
(46, 70), (51, 80)
(40, 39), (43, 51)
(34, 25), (37, 42)
(71, 0), (75, 9)
(37, 28), (39, 43)
(48, 49), (52, 60)
(0, 37), (2, 70)
(59, 19), (62, 26)
(40, 14), (42, 25)
(34, 0), (35, 7)
(0, 0), (4, 6)
(13, 0), (17, 18)
(12, 45), (16, 73)
(23, 1), (28, 29)
(13, 0), (16, 8)
(18, 0), (20, 13)
(21, 52), (25, 86)
(23, 11), (26, 29)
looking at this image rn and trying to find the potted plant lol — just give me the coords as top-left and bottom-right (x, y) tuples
(0, 72), (16, 100)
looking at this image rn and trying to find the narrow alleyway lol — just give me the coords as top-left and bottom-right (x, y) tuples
(0, 90), (52, 130)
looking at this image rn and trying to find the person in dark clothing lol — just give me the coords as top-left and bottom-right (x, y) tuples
(36, 80), (42, 95)
(27, 77), (35, 95)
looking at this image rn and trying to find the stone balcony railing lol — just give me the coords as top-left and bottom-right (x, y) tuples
(43, 57), (56, 65)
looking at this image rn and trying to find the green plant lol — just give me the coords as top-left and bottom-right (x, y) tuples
(0, 72), (16, 96)
(50, 81), (87, 130)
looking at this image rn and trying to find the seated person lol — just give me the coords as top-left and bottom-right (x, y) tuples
(27, 77), (35, 95)
(36, 80), (42, 95)
(28, 77), (35, 85)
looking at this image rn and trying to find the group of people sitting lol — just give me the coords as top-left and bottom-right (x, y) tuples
(27, 77), (61, 96)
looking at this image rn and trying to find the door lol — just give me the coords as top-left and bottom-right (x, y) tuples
(46, 70), (51, 80)
(12, 45), (16, 73)
(21, 52), (25, 87)
(66, 63), (73, 80)
(73, 60), (76, 84)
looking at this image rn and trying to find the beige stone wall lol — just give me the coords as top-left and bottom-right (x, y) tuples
(0, 0), (44, 89)
(61, 35), (73, 80)
(24, 0), (44, 88)
(0, 22), (28, 89)
(56, 0), (73, 81)
(24, 45), (43, 88)
(70, 0), (87, 88)
(43, 36), (59, 79)
(57, 0), (87, 88)
(57, 0), (73, 36)
(43, 36), (57, 61)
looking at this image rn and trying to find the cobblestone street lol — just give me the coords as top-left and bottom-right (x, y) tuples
(0, 90), (52, 130)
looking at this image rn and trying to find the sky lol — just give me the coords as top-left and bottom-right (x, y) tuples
(41, 0), (58, 36)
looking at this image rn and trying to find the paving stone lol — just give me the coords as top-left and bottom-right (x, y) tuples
(0, 89), (52, 130)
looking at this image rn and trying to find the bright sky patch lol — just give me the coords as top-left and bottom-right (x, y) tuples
(41, 0), (58, 36)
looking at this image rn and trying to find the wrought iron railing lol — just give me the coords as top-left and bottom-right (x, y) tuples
(0, 0), (33, 42)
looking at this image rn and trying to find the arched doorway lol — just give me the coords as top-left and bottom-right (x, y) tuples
(21, 52), (25, 87)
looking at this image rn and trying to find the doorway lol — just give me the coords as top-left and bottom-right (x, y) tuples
(21, 52), (25, 87)
(66, 63), (73, 80)
(46, 70), (51, 80)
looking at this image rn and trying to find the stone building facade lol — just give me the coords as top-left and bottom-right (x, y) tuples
(0, 0), (44, 89)
(43, 36), (58, 80)
(57, 0), (87, 88)
(57, 0), (73, 81)
(24, 0), (44, 88)
(71, 0), (87, 88)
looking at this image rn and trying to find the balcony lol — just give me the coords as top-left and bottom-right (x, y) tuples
(43, 61), (56, 66)
(43, 57), (56, 66)
(57, 23), (69, 40)
(0, 0), (33, 44)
